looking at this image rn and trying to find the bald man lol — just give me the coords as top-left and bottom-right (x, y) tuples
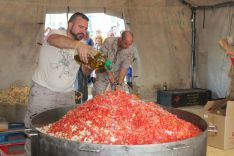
(92, 31), (136, 96)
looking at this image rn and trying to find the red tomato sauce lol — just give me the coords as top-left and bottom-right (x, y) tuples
(45, 90), (202, 145)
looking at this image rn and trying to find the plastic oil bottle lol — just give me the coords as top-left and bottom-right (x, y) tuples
(74, 48), (112, 70)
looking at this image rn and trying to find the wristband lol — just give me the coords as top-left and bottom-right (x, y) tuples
(113, 82), (122, 86)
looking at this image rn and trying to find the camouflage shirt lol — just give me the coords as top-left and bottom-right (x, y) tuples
(92, 37), (136, 96)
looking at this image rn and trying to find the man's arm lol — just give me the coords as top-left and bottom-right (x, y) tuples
(47, 34), (91, 63)
(219, 38), (234, 56)
(118, 68), (128, 85)
(47, 34), (79, 49)
(114, 67), (128, 91)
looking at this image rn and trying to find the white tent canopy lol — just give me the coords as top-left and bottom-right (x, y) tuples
(0, 0), (233, 100)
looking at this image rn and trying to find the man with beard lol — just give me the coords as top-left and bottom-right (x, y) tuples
(24, 12), (92, 155)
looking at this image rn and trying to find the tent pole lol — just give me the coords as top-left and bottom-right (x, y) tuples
(191, 8), (196, 88)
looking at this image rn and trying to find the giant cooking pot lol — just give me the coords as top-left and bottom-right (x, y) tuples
(30, 105), (208, 156)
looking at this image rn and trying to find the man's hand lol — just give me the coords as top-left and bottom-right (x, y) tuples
(115, 85), (122, 91)
(76, 42), (92, 63)
(107, 71), (115, 84)
(81, 64), (92, 75)
(226, 51), (234, 56)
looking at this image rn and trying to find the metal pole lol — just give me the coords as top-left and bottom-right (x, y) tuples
(191, 8), (196, 88)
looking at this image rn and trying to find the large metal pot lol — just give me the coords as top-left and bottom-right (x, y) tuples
(30, 105), (208, 156)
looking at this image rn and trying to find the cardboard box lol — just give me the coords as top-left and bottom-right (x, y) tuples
(204, 99), (234, 150)
(177, 105), (204, 118)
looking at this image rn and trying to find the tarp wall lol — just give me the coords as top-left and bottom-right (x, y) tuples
(0, 1), (44, 90)
(195, 6), (234, 98)
(126, 3), (192, 100)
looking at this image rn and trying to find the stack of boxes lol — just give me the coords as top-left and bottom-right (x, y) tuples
(0, 122), (25, 155)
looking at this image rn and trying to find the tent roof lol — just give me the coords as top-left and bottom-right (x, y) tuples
(185, 0), (233, 6)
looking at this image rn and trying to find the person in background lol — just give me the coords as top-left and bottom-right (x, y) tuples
(94, 35), (103, 50)
(107, 31), (115, 37)
(88, 35), (104, 86)
(219, 37), (234, 59)
(219, 36), (234, 66)
(75, 31), (94, 103)
(59, 27), (66, 30)
(84, 31), (94, 46)
(111, 26), (117, 36)
(126, 66), (133, 90)
(24, 12), (92, 156)
(92, 31), (136, 96)
(93, 29), (105, 45)
(107, 26), (117, 37)
(219, 36), (234, 98)
(75, 66), (89, 103)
